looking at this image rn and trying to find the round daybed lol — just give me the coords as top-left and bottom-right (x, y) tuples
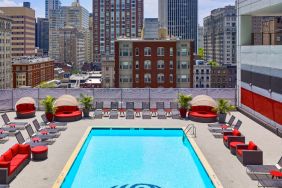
(15, 97), (36, 119)
(54, 95), (82, 122)
(189, 95), (218, 123)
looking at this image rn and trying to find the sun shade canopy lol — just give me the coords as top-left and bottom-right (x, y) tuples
(15, 97), (36, 107)
(190, 95), (217, 108)
(54, 95), (79, 107)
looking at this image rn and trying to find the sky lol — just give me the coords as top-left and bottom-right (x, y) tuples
(0, 0), (235, 25)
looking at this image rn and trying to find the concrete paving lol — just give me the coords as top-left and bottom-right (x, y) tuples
(0, 111), (281, 188)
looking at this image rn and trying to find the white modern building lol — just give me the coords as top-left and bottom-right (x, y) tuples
(237, 0), (282, 132)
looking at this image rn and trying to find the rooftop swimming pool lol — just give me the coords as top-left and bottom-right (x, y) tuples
(61, 128), (215, 188)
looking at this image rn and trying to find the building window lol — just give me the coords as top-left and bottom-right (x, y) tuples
(144, 60), (151, 69)
(169, 61), (173, 69)
(135, 48), (139, 56)
(120, 62), (131, 69)
(144, 73), (151, 83)
(157, 47), (165, 56)
(136, 74), (139, 82)
(157, 60), (165, 69)
(181, 61), (188, 69)
(135, 61), (139, 69)
(169, 74), (173, 83)
(157, 73), (165, 83)
(144, 47), (151, 56)
(170, 48), (173, 56)
(181, 48), (188, 56)
(177, 75), (188, 82)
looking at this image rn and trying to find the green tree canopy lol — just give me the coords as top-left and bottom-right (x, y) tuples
(198, 48), (204, 59)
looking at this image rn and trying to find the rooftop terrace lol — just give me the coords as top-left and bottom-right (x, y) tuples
(0, 88), (281, 188)
(0, 111), (281, 188)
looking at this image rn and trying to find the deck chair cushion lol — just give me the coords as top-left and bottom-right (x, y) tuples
(248, 141), (257, 150)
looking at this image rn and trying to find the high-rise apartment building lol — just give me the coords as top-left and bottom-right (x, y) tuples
(92, 0), (144, 62)
(49, 1), (89, 62)
(158, 0), (198, 48)
(204, 5), (236, 65)
(0, 14), (13, 89)
(237, 0), (282, 132)
(49, 8), (64, 61)
(36, 18), (49, 55)
(198, 25), (204, 49)
(88, 13), (93, 63)
(59, 27), (85, 70)
(0, 5), (35, 57)
(45, 0), (61, 18)
(143, 18), (159, 40)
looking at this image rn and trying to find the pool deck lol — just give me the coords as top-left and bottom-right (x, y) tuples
(0, 111), (281, 188)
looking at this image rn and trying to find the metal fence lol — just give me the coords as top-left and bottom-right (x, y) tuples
(0, 88), (236, 111)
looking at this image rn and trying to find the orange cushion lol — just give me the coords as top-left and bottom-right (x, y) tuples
(248, 141), (257, 150)
(31, 146), (48, 154)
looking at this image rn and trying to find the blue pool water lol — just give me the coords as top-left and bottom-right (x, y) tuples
(61, 128), (215, 188)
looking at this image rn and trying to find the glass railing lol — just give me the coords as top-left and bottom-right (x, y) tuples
(0, 88), (236, 111)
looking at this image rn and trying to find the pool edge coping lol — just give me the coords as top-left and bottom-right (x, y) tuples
(52, 126), (92, 188)
(184, 129), (224, 188)
(53, 127), (224, 188)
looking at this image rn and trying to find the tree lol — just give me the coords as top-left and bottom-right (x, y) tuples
(198, 48), (204, 59)
(38, 81), (56, 88)
(208, 61), (219, 67)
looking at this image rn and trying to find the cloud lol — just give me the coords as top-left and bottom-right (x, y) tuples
(0, 0), (21, 6)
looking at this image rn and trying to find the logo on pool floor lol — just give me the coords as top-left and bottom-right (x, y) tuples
(111, 183), (162, 188)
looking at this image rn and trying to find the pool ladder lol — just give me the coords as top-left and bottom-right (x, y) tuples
(184, 124), (196, 138)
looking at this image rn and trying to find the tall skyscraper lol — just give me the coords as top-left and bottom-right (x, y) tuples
(158, 0), (198, 48)
(0, 4), (35, 57)
(49, 1), (89, 62)
(92, 0), (144, 62)
(203, 5), (236, 65)
(0, 14), (12, 89)
(45, 0), (61, 18)
(197, 25), (204, 49)
(59, 26), (85, 70)
(36, 18), (49, 55)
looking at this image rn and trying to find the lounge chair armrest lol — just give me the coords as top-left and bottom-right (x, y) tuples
(227, 136), (245, 145)
(236, 144), (248, 150)
(223, 131), (233, 136)
(19, 144), (31, 154)
(242, 150), (263, 165)
(0, 168), (8, 184)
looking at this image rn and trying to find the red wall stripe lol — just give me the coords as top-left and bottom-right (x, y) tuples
(241, 87), (282, 125)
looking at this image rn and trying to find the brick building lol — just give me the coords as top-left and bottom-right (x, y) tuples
(115, 38), (194, 88)
(12, 57), (54, 88)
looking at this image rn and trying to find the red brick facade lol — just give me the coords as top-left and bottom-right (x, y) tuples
(115, 40), (195, 88)
(12, 59), (54, 88)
